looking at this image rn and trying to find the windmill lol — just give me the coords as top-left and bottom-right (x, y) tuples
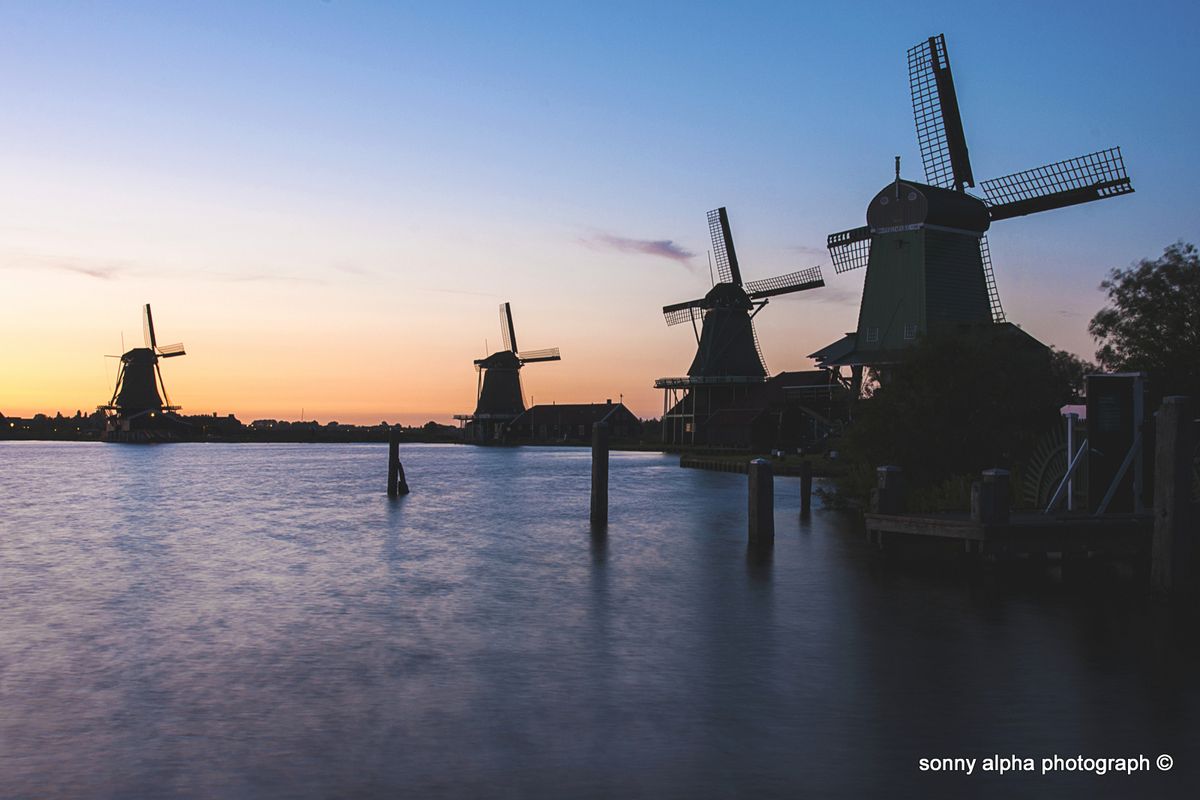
(811, 33), (1133, 384)
(664, 207), (825, 376)
(462, 302), (560, 442)
(656, 207), (825, 444)
(100, 304), (187, 440)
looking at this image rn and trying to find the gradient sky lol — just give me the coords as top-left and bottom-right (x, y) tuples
(3, 0), (1197, 425)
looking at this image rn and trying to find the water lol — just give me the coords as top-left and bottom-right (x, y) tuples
(1, 442), (1196, 798)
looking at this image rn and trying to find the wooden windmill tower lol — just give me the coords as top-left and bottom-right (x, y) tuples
(811, 34), (1134, 388)
(459, 302), (561, 442)
(100, 303), (190, 442)
(656, 207), (825, 445)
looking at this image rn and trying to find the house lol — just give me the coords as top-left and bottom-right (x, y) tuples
(508, 401), (641, 442)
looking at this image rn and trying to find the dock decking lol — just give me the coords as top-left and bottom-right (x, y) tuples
(864, 511), (1153, 557)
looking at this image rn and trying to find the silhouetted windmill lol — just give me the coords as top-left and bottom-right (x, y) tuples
(663, 207), (825, 377)
(812, 33), (1133, 383)
(100, 304), (188, 441)
(461, 302), (560, 442)
(656, 207), (825, 445)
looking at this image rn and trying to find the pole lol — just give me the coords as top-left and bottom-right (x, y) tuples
(1065, 412), (1077, 512)
(387, 428), (409, 496)
(591, 421), (609, 526)
(800, 460), (813, 516)
(748, 458), (774, 544)
(1151, 397), (1194, 596)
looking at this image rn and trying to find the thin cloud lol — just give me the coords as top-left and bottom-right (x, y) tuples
(0, 251), (127, 280)
(586, 233), (695, 264)
(788, 244), (829, 258)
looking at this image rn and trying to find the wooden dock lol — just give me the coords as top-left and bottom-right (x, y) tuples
(864, 511), (1152, 558)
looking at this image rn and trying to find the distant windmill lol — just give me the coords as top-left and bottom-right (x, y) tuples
(663, 207), (825, 377)
(464, 302), (560, 441)
(812, 33), (1133, 377)
(100, 304), (187, 440)
(655, 207), (825, 446)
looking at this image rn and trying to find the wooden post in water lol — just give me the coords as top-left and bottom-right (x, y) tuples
(799, 460), (813, 516)
(1152, 396), (1195, 596)
(387, 429), (410, 497)
(591, 421), (609, 526)
(874, 466), (904, 514)
(748, 458), (774, 544)
(971, 468), (1011, 524)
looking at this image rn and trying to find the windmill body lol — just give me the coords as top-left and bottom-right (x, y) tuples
(656, 207), (826, 446)
(812, 34), (1133, 379)
(100, 304), (192, 442)
(852, 179), (993, 356)
(457, 302), (560, 443)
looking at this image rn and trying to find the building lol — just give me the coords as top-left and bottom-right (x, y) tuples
(659, 370), (849, 451)
(508, 401), (641, 443)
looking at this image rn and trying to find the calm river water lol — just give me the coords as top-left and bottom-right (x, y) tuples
(1, 442), (1196, 798)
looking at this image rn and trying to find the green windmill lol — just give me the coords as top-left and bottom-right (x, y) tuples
(811, 34), (1134, 385)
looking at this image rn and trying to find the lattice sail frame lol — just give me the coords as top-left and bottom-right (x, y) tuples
(499, 303), (514, 352)
(908, 34), (973, 191)
(745, 266), (825, 298)
(707, 207), (737, 285)
(981, 147), (1133, 219)
(517, 347), (561, 363)
(663, 306), (702, 327)
(827, 226), (871, 273)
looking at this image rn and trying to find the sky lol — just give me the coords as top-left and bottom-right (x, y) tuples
(2, 0), (1197, 425)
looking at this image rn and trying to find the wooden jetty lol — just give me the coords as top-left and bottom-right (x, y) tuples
(864, 511), (1151, 558)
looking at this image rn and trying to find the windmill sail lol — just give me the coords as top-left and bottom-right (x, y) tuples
(827, 226), (872, 273)
(707, 207), (741, 285)
(663, 299), (706, 326)
(981, 147), (1133, 221)
(499, 302), (518, 353)
(745, 267), (824, 299)
(517, 348), (561, 363)
(908, 34), (974, 191)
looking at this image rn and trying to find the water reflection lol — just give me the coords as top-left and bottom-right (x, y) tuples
(0, 442), (1196, 798)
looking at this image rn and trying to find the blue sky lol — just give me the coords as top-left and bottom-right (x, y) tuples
(2, 1), (1196, 421)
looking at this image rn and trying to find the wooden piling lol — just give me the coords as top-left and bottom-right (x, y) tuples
(387, 429), (409, 497)
(1152, 396), (1195, 596)
(971, 468), (1010, 524)
(591, 421), (609, 526)
(874, 466), (904, 514)
(800, 460), (813, 516)
(748, 458), (774, 544)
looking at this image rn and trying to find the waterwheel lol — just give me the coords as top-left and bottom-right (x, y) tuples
(1021, 423), (1088, 510)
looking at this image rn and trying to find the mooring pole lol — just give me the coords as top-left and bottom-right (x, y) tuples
(800, 460), (813, 516)
(874, 465), (904, 514)
(1152, 396), (1195, 596)
(387, 428), (409, 497)
(748, 458), (774, 544)
(591, 421), (609, 526)
(971, 468), (1011, 524)
(1065, 412), (1078, 511)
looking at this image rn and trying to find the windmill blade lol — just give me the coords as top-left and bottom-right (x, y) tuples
(749, 319), (768, 376)
(981, 147), (1133, 221)
(157, 342), (186, 358)
(978, 234), (1005, 323)
(707, 207), (742, 286)
(517, 347), (561, 363)
(745, 267), (825, 300)
(143, 303), (157, 349)
(827, 226), (872, 273)
(499, 302), (518, 353)
(663, 298), (706, 326)
(908, 34), (974, 191)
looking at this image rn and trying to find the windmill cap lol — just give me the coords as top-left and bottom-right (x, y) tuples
(867, 180), (990, 234)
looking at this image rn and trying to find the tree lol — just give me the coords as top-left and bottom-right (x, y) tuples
(1089, 241), (1200, 399)
(832, 329), (1078, 509)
